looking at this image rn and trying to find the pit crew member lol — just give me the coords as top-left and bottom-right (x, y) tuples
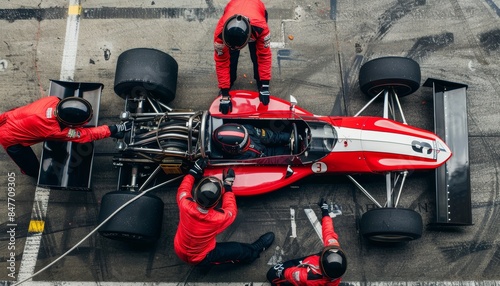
(266, 198), (347, 285)
(0, 96), (130, 178)
(214, 0), (272, 114)
(174, 158), (275, 265)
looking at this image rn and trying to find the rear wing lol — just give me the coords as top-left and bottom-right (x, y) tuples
(424, 78), (472, 226)
(37, 80), (103, 191)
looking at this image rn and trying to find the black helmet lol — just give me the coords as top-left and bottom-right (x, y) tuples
(55, 97), (93, 128)
(319, 246), (347, 279)
(194, 176), (223, 208)
(222, 14), (251, 50)
(212, 123), (250, 155)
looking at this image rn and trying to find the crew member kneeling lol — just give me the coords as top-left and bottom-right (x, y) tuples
(267, 198), (347, 285)
(174, 158), (275, 266)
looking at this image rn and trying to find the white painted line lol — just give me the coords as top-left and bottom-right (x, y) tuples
(60, 0), (82, 81)
(270, 41), (285, 49)
(267, 245), (284, 266)
(16, 0), (81, 284)
(270, 6), (302, 49)
(17, 187), (50, 282)
(304, 208), (322, 241)
(17, 235), (43, 282)
(290, 207), (297, 238)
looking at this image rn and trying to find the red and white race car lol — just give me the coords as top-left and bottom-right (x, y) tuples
(88, 48), (454, 244)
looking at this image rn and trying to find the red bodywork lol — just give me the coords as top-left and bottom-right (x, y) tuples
(203, 90), (452, 196)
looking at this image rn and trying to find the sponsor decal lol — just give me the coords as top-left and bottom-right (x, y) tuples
(214, 42), (225, 56)
(66, 129), (81, 139)
(263, 33), (271, 48)
(46, 108), (53, 118)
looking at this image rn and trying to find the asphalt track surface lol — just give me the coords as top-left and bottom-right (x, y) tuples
(0, 0), (500, 285)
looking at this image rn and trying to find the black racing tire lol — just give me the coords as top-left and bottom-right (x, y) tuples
(359, 56), (421, 97)
(114, 48), (178, 104)
(360, 208), (422, 243)
(98, 191), (164, 244)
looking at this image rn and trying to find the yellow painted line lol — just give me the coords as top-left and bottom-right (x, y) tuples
(68, 5), (82, 15)
(28, 220), (45, 233)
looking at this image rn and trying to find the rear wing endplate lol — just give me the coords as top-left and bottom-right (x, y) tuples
(424, 78), (472, 226)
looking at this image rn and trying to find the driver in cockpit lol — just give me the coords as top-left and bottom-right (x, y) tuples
(212, 123), (291, 159)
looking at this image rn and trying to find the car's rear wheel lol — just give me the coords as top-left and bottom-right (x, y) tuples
(98, 191), (164, 244)
(360, 208), (423, 243)
(114, 48), (178, 104)
(359, 56), (421, 97)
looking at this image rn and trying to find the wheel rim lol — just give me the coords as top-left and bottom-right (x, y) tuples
(366, 83), (414, 97)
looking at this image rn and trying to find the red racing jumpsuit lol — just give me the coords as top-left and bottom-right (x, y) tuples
(0, 96), (111, 148)
(174, 174), (237, 264)
(267, 215), (342, 286)
(213, 0), (271, 90)
(0, 96), (111, 177)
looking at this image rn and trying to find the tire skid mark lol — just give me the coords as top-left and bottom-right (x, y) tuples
(92, 233), (109, 281)
(338, 54), (364, 116)
(440, 241), (493, 262)
(432, 113), (500, 276)
(37, 219), (58, 261)
(0, 7), (293, 22)
(479, 29), (500, 53)
(87, 191), (106, 281)
(406, 32), (455, 61)
(83, 7), (214, 21)
(0, 8), (66, 22)
(449, 0), (489, 65)
(483, 244), (500, 277)
(277, 52), (338, 103)
(205, 0), (216, 14)
(374, 0), (426, 41)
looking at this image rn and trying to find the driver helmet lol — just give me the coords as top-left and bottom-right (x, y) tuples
(212, 123), (250, 155)
(194, 176), (223, 209)
(222, 14), (251, 50)
(55, 97), (93, 128)
(319, 245), (347, 279)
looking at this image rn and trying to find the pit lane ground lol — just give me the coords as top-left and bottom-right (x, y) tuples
(0, 0), (500, 285)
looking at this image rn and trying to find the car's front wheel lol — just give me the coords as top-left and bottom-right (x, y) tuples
(360, 207), (423, 243)
(359, 56), (421, 97)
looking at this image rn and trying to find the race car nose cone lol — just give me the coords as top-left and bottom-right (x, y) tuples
(434, 137), (452, 167)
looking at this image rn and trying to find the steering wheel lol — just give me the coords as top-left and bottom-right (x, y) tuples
(290, 123), (299, 155)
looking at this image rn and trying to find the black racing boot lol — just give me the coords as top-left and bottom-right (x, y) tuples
(250, 232), (275, 253)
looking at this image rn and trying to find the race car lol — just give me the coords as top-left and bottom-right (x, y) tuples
(86, 48), (453, 244)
